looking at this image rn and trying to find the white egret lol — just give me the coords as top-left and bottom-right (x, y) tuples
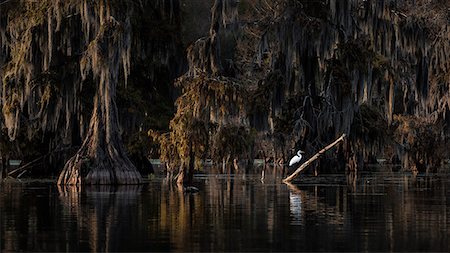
(289, 150), (305, 166)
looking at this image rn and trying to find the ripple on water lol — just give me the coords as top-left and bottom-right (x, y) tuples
(1, 172), (450, 252)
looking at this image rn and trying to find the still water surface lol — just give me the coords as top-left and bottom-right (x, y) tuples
(1, 170), (450, 252)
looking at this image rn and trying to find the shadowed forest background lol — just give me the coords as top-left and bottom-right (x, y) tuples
(0, 0), (449, 183)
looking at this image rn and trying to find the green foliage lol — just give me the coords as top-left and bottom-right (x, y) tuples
(212, 125), (255, 161)
(273, 96), (303, 135)
(150, 73), (253, 169)
(325, 58), (352, 95)
(126, 131), (152, 157)
(393, 115), (447, 171)
(335, 38), (396, 78)
(247, 71), (283, 114)
(335, 38), (375, 74)
(0, 127), (45, 161)
(0, 0), (182, 175)
(296, 0), (329, 20)
(351, 103), (389, 143)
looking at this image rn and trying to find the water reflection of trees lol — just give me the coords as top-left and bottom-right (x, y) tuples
(1, 183), (62, 252)
(285, 174), (450, 251)
(57, 185), (142, 252)
(1, 173), (450, 252)
(157, 173), (291, 251)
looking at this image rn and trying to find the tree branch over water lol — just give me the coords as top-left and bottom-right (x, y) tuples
(283, 134), (346, 183)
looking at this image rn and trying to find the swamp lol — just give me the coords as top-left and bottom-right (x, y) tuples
(0, 0), (449, 252)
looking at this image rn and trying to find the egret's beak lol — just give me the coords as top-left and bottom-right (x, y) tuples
(300, 150), (305, 154)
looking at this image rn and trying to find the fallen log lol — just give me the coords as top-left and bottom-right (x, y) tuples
(283, 134), (346, 183)
(8, 157), (42, 177)
(7, 146), (79, 178)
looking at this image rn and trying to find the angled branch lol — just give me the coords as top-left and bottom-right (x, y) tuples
(0, 0), (15, 7)
(283, 134), (346, 183)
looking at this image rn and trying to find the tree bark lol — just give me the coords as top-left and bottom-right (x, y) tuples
(225, 154), (231, 173)
(1, 154), (9, 180)
(233, 158), (239, 172)
(0, 155), (4, 180)
(58, 18), (142, 185)
(222, 157), (226, 173)
(58, 91), (142, 185)
(175, 142), (196, 185)
(187, 150), (195, 184)
(176, 162), (186, 185)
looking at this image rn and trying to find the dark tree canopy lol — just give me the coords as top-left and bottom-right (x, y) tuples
(0, 0), (449, 182)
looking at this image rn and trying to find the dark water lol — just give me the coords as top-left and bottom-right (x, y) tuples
(1, 170), (450, 252)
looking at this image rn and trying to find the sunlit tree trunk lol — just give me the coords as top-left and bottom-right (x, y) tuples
(176, 142), (195, 185)
(58, 82), (142, 184)
(233, 158), (239, 172)
(58, 18), (142, 185)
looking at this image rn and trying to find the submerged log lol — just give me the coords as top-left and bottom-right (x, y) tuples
(7, 156), (42, 177)
(283, 134), (346, 183)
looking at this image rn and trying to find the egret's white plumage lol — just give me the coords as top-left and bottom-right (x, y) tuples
(289, 150), (305, 166)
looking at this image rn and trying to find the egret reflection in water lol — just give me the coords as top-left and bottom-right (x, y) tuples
(289, 191), (303, 225)
(2, 172), (450, 252)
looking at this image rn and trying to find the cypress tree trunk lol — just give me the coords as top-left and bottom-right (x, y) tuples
(0, 155), (4, 180)
(58, 17), (142, 185)
(57, 82), (142, 185)
(176, 142), (195, 185)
